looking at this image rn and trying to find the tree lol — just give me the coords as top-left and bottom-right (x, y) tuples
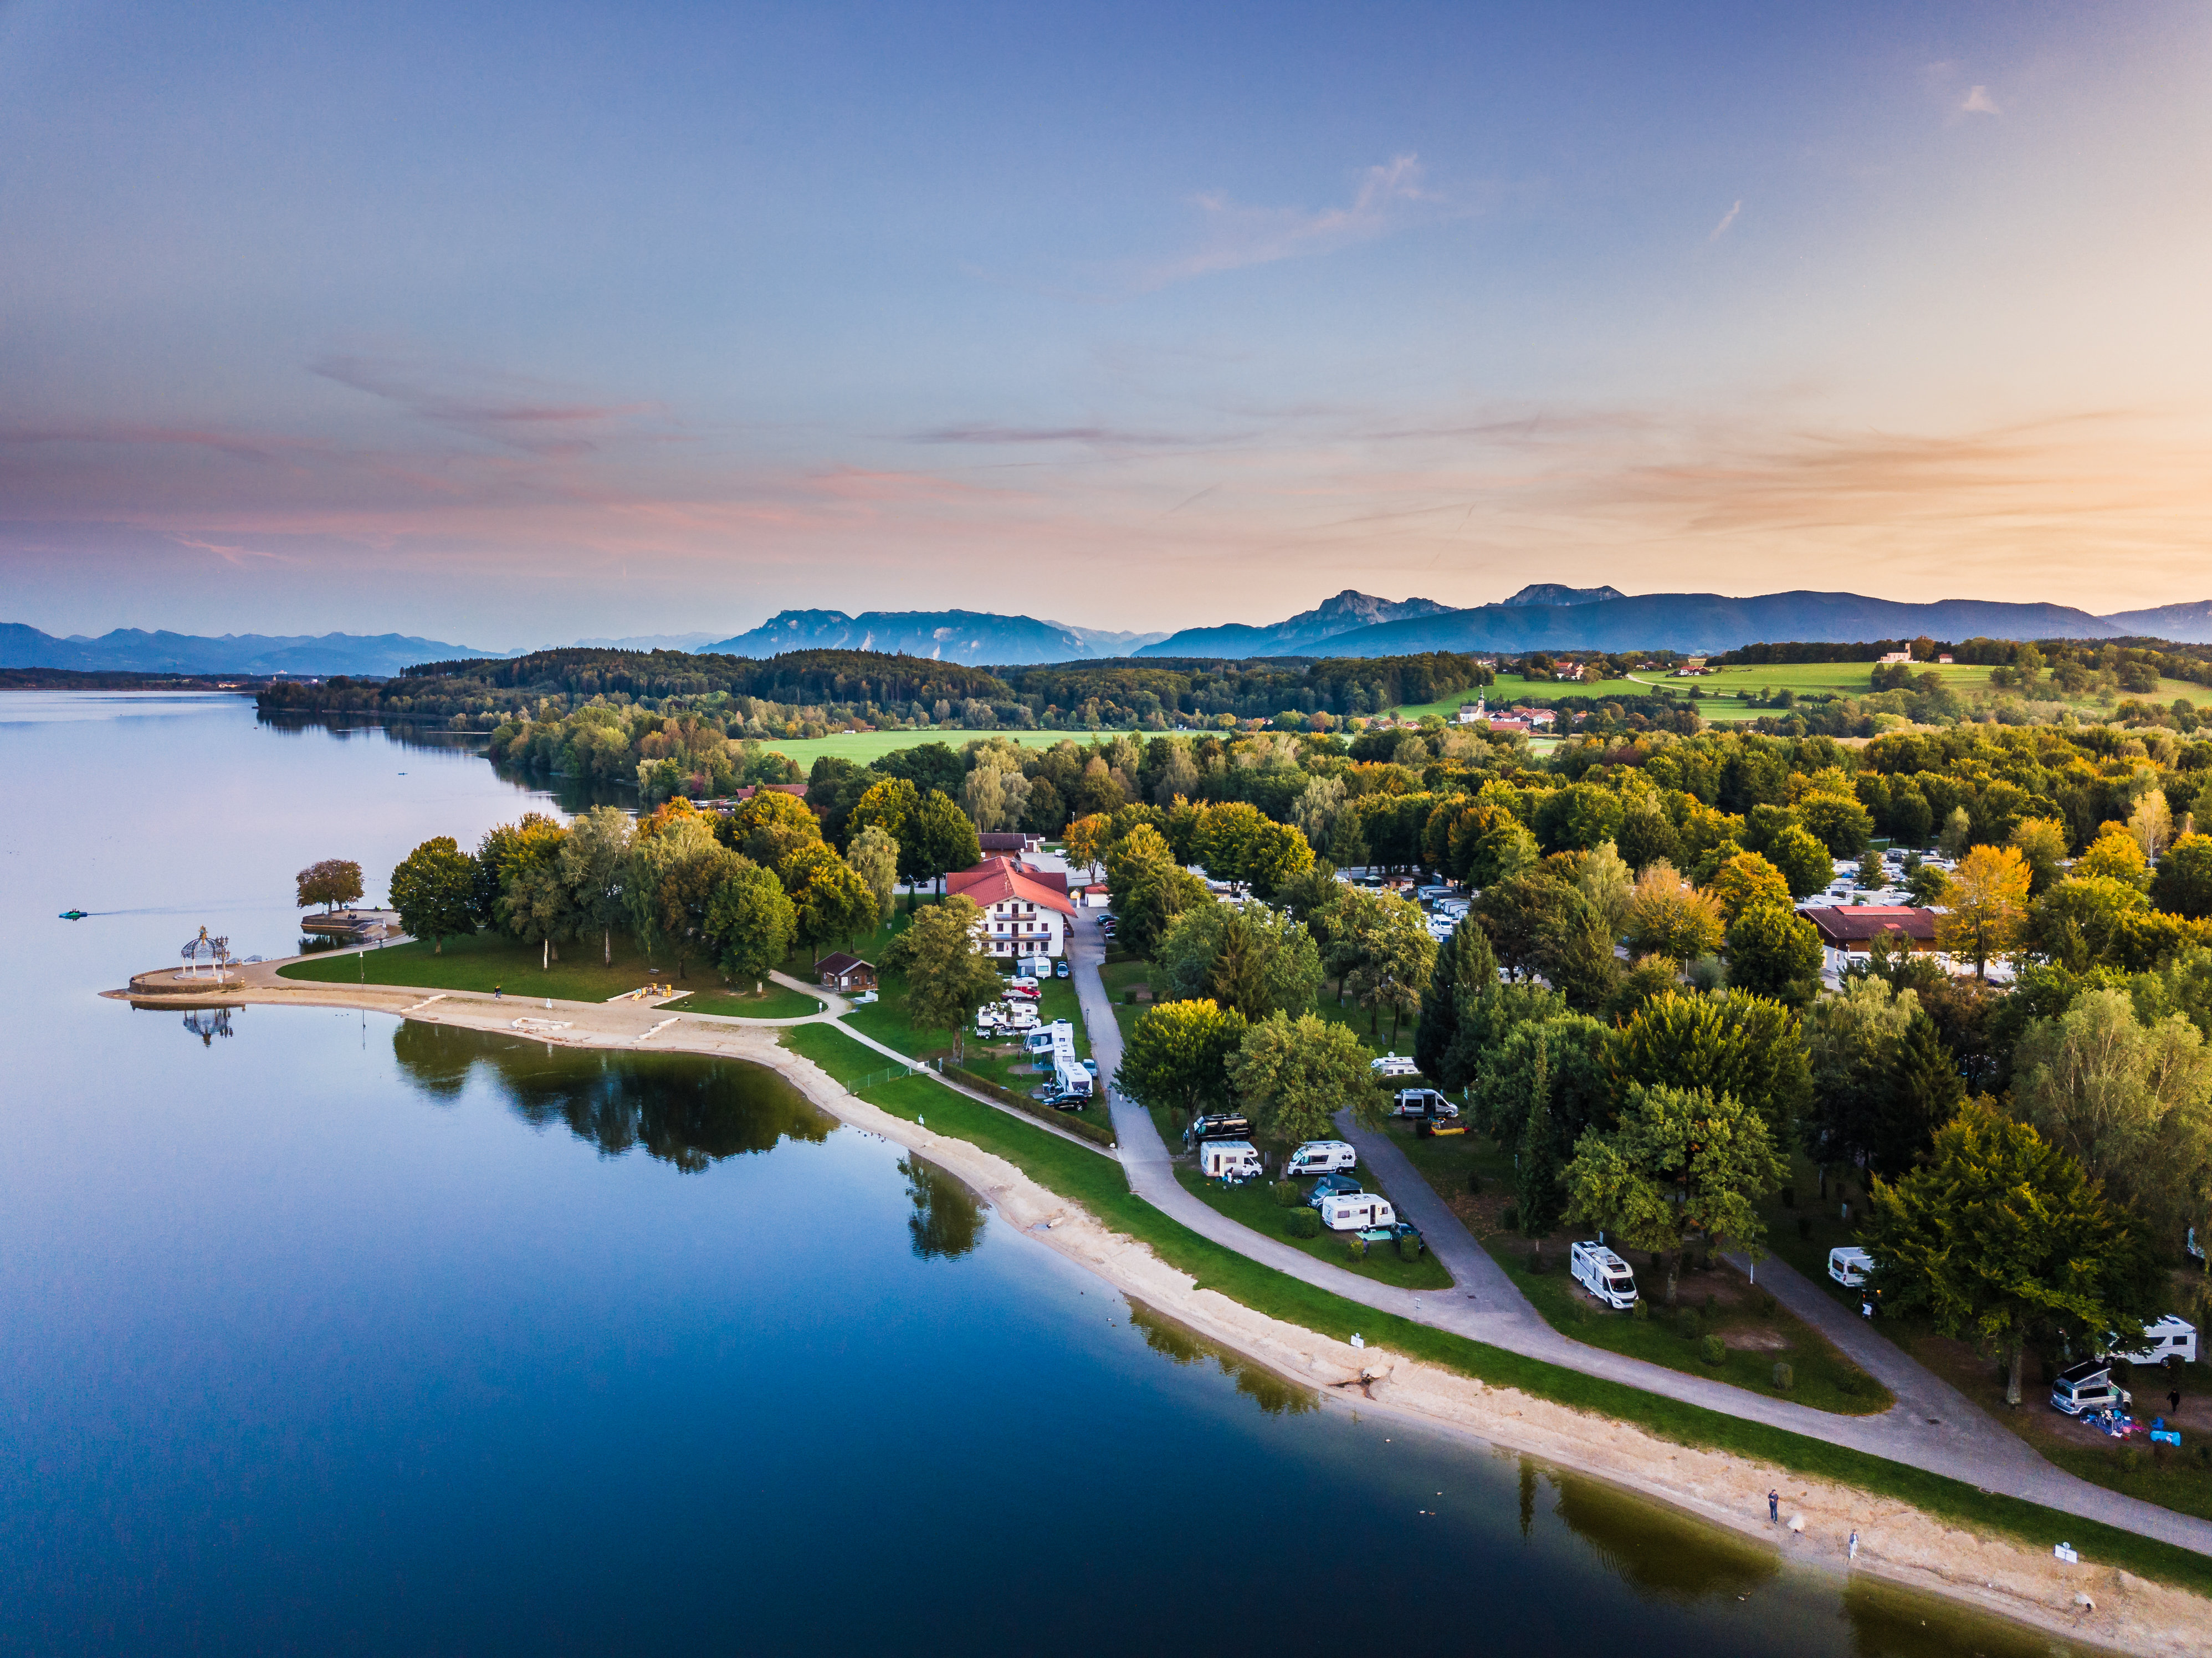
(1226, 1012), (1382, 1156)
(1797, 791), (1873, 858)
(1415, 920), (1487, 1079)
(2131, 790), (2175, 866)
(880, 895), (1003, 1060)
(475, 813), (565, 930)
(1936, 845), (2032, 980)
(1865, 1102), (2157, 1405)
(704, 862), (797, 990)
(1565, 1083), (1785, 1307)
(1343, 888), (1438, 1045)
(2009, 817), (2069, 896)
(908, 789), (981, 895)
(1801, 975), (1918, 1171)
(1611, 991), (1811, 1147)
(388, 838), (477, 953)
(1467, 1011), (1611, 1144)
(1533, 882), (1623, 1013)
(848, 777), (923, 903)
(499, 854), (586, 961)
(1707, 852), (1790, 926)
(1465, 814), (1537, 887)
(1107, 825), (1207, 956)
(1516, 1049), (1571, 1263)
(1766, 824), (1834, 902)
(1325, 806), (1370, 873)
(2011, 987), (2212, 1235)
(1725, 901), (1822, 1005)
(1243, 818), (1315, 900)
(2075, 825), (2150, 891)
(1062, 812), (1113, 881)
(2153, 833), (2212, 920)
(2031, 875), (2151, 969)
(1192, 801), (1269, 887)
(1155, 901), (1322, 1021)
(627, 817), (738, 979)
(845, 823), (900, 925)
(560, 805), (633, 965)
(1624, 860), (1724, 962)
(295, 858), (363, 913)
(1109, 996), (1245, 1135)
(724, 790), (822, 867)
(1887, 1010), (1967, 1171)
(1938, 805), (1974, 858)
(780, 843), (880, 961)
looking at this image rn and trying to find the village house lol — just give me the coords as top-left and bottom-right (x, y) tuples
(944, 856), (1077, 959)
(1800, 905), (1938, 953)
(977, 831), (1044, 854)
(815, 952), (877, 994)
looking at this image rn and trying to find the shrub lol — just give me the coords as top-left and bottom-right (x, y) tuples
(1703, 1291), (1717, 1314)
(1676, 1307), (1702, 1340)
(1836, 1372), (1871, 1398)
(2121, 1447), (2146, 1474)
(1284, 1208), (1321, 1239)
(1771, 1361), (1795, 1391)
(1501, 1206), (1520, 1232)
(1271, 1179), (1303, 1208)
(1346, 1235), (1367, 1261)
(1571, 1298), (1596, 1324)
(1397, 1235), (1421, 1262)
(1699, 1334), (1727, 1366)
(1631, 1299), (1650, 1322)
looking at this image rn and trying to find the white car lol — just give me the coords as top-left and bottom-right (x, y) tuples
(1827, 1246), (1875, 1288)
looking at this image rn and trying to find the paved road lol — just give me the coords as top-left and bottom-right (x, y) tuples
(1067, 912), (2212, 1554)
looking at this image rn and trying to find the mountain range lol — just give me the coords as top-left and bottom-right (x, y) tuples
(1134, 589), (1455, 657)
(699, 609), (1166, 663)
(0, 624), (502, 678)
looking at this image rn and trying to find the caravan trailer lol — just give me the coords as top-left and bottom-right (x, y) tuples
(1317, 1192), (1397, 1232)
(1025, 1021), (1076, 1055)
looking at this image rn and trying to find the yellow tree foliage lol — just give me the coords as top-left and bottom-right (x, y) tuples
(1934, 844), (2031, 979)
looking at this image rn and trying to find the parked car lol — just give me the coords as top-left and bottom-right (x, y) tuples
(2050, 1360), (2132, 1418)
(1306, 1173), (1364, 1205)
(1286, 1139), (1358, 1176)
(1054, 960), (1071, 978)
(1826, 1246), (1875, 1288)
(1359, 1221), (1425, 1255)
(2106, 1315), (2199, 1367)
(1317, 1192), (1397, 1232)
(1392, 1088), (1456, 1119)
(1570, 1240), (1639, 1309)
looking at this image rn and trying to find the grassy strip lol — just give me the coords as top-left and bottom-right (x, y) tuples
(941, 1062), (1118, 1149)
(778, 1023), (2212, 1594)
(662, 984), (822, 1020)
(279, 930), (669, 999)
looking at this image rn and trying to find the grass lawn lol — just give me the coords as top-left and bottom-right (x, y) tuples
(1172, 1167), (1453, 1291)
(1387, 1124), (1891, 1415)
(758, 729), (1078, 771)
(662, 983), (822, 1020)
(279, 929), (675, 1000)
(776, 1027), (2212, 1594)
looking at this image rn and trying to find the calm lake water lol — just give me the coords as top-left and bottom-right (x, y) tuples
(0, 693), (2083, 1655)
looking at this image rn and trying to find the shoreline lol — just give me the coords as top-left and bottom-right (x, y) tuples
(126, 974), (2211, 1655)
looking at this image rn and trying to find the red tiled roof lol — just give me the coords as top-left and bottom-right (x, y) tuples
(945, 858), (1076, 915)
(1801, 905), (1938, 946)
(817, 951), (873, 975)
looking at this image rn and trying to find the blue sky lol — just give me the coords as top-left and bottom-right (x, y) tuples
(3, 1), (2208, 647)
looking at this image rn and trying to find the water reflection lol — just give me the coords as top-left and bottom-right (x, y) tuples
(899, 1155), (982, 1260)
(390, 1021), (832, 1171)
(180, 1006), (236, 1045)
(1546, 1467), (1779, 1601)
(258, 712), (633, 813)
(1129, 1302), (1318, 1417)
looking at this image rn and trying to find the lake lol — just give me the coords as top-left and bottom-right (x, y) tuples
(0, 692), (2083, 1654)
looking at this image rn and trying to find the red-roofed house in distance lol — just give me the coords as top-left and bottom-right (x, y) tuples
(944, 856), (1077, 960)
(1801, 905), (1938, 954)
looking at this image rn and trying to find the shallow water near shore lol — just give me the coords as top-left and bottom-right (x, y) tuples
(0, 693), (2092, 1654)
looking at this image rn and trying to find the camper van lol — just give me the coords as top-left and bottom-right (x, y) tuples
(2050, 1360), (2132, 1417)
(1827, 1246), (1875, 1288)
(1391, 1088), (1456, 1120)
(1370, 1053), (1420, 1079)
(2107, 1316), (2199, 1367)
(1051, 1055), (1093, 1102)
(1199, 1140), (1262, 1181)
(1317, 1192), (1397, 1232)
(1570, 1241), (1639, 1310)
(1286, 1140), (1358, 1176)
(1184, 1113), (1254, 1149)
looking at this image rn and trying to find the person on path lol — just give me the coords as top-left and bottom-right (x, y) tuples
(1847, 1531), (1859, 1562)
(494, 984), (502, 999)
(2171, 1386), (2183, 1416)
(1768, 1490), (1779, 1523)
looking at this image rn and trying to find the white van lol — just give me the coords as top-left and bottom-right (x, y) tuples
(1570, 1241), (1638, 1309)
(1286, 1139), (1358, 1176)
(1392, 1088), (1455, 1119)
(1827, 1246), (1875, 1288)
(1317, 1192), (1397, 1232)
(1199, 1140), (1262, 1180)
(2051, 1360), (2131, 1417)
(2107, 1316), (2198, 1367)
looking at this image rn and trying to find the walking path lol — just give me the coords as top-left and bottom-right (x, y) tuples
(1066, 912), (2212, 1554)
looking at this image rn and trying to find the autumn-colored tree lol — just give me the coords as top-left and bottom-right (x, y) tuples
(295, 858), (363, 913)
(1935, 844), (2032, 980)
(2007, 817), (2069, 896)
(1707, 851), (1791, 925)
(1623, 860), (1724, 961)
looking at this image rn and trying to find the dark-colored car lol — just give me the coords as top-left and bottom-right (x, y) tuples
(1307, 1173), (1364, 1206)
(1359, 1221), (1425, 1255)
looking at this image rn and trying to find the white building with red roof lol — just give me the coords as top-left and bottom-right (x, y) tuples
(944, 856), (1078, 959)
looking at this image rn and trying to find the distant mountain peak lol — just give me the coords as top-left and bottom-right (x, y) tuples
(1137, 591), (1452, 658)
(1497, 584), (1627, 608)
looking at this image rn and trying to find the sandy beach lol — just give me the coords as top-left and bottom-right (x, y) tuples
(144, 973), (2212, 1656)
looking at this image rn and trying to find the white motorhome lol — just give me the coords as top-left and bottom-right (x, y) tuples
(1199, 1140), (1262, 1180)
(1570, 1241), (1639, 1309)
(1052, 1055), (1092, 1100)
(1370, 1053), (1419, 1078)
(1317, 1192), (1397, 1231)
(1024, 1021), (1076, 1055)
(1391, 1088), (1455, 1119)
(1827, 1246), (1875, 1288)
(1286, 1140), (1357, 1176)
(2107, 1316), (2198, 1367)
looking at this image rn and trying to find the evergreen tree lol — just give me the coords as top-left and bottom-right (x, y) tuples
(1516, 1048), (1569, 1267)
(1870, 1010), (1965, 1175)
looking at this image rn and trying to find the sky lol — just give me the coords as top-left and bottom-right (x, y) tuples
(2, 0), (2209, 649)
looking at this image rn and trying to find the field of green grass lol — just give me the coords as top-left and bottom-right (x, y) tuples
(661, 983), (822, 1020)
(757, 728), (1077, 770)
(280, 930), (673, 1000)
(774, 1022), (2212, 1595)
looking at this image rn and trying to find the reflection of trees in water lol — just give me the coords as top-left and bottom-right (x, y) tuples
(1548, 1469), (1778, 1602)
(181, 1007), (236, 1045)
(1127, 1302), (1317, 1418)
(258, 715), (629, 812)
(1840, 1577), (2061, 1658)
(898, 1156), (982, 1260)
(390, 1022), (832, 1171)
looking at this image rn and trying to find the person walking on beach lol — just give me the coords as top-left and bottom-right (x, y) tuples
(1848, 1531), (1859, 1562)
(1768, 1490), (1779, 1523)
(494, 984), (502, 1000)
